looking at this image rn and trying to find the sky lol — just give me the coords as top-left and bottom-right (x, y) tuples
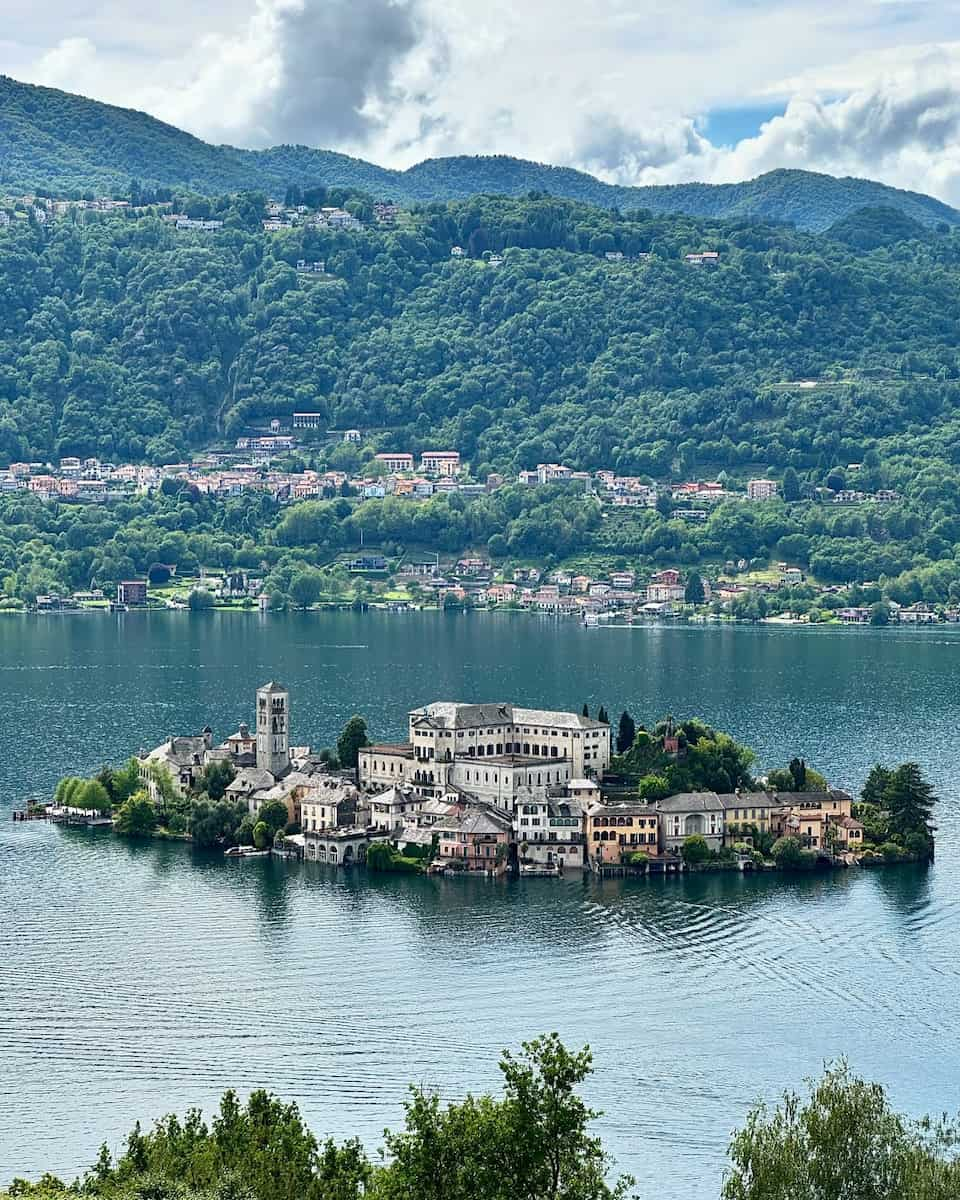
(4, 0), (960, 201)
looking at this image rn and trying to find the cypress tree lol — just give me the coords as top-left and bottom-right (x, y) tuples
(884, 763), (937, 838)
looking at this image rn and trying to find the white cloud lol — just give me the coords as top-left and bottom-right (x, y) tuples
(12, 0), (960, 203)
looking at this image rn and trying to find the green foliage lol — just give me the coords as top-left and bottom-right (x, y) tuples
(197, 761), (236, 803)
(852, 801), (889, 844)
(113, 790), (157, 837)
(147, 563), (172, 585)
(377, 1032), (633, 1200)
(189, 799), (246, 849)
(869, 602), (890, 626)
(723, 1061), (960, 1200)
(861, 764), (894, 807)
(336, 716), (369, 771)
(770, 836), (816, 870)
(74, 779), (111, 812)
(681, 834), (711, 865)
(883, 762), (937, 844)
(683, 574), (705, 605)
(614, 711), (635, 755)
(366, 841), (397, 872)
(636, 774), (670, 802)
(252, 821), (270, 850)
(827, 205), (934, 251)
(187, 589), (215, 611)
(766, 761), (828, 792)
(256, 801), (289, 838)
(614, 717), (755, 794)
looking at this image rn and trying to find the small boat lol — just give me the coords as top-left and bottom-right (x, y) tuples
(224, 846), (270, 858)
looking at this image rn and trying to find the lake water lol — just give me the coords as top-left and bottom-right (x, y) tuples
(2, 612), (959, 1197)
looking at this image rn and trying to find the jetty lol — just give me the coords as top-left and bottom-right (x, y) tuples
(46, 806), (113, 828)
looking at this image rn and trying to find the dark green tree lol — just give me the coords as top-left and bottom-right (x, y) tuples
(336, 716), (370, 770)
(781, 466), (801, 503)
(883, 762), (936, 842)
(615, 711), (636, 755)
(861, 764), (893, 806)
(684, 574), (705, 605)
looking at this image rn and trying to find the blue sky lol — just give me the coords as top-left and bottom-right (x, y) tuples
(4, 0), (960, 201)
(704, 106), (786, 148)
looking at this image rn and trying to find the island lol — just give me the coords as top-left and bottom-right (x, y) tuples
(31, 682), (936, 878)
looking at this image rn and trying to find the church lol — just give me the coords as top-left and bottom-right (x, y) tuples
(138, 682), (320, 822)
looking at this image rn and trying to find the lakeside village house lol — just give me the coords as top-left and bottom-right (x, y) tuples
(138, 688), (864, 875)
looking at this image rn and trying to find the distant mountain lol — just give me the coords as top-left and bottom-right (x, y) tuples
(2, 74), (958, 232)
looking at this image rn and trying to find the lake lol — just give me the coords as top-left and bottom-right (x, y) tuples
(2, 612), (959, 1197)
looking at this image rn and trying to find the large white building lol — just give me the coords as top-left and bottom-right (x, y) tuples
(358, 701), (610, 803)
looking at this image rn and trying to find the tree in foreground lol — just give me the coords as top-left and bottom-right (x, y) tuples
(9, 1053), (960, 1200)
(723, 1062), (960, 1200)
(377, 1033), (634, 1200)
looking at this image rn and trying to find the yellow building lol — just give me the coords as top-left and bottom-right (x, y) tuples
(586, 801), (659, 865)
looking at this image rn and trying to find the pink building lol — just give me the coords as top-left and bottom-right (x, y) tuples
(436, 806), (513, 875)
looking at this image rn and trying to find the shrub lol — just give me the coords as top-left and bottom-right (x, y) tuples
(904, 830), (932, 859)
(147, 563), (172, 585)
(627, 851), (649, 868)
(771, 835), (811, 869)
(880, 841), (903, 862)
(681, 834), (712, 865)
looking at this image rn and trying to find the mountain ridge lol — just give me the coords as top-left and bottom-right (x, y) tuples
(1, 74), (958, 232)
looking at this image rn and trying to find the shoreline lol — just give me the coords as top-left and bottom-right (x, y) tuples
(31, 813), (932, 880)
(9, 605), (960, 635)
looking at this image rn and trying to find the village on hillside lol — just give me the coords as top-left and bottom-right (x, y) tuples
(6, 437), (934, 627)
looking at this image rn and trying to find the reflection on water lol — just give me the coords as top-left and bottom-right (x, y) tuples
(3, 614), (960, 1199)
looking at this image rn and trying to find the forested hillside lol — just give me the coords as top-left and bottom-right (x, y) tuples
(2, 190), (960, 472)
(3, 191), (960, 603)
(2, 75), (958, 231)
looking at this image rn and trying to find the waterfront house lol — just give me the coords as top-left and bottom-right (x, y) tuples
(719, 791), (781, 841)
(435, 804), (513, 874)
(117, 580), (147, 606)
(586, 800), (660, 865)
(658, 792), (725, 853)
(514, 794), (586, 869)
(368, 785), (420, 831)
(301, 778), (359, 832)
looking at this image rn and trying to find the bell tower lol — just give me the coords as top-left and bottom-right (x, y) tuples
(256, 681), (290, 778)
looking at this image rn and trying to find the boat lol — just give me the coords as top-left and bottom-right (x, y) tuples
(224, 846), (270, 858)
(519, 862), (562, 877)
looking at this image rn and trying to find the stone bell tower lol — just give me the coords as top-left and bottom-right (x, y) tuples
(256, 681), (290, 778)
